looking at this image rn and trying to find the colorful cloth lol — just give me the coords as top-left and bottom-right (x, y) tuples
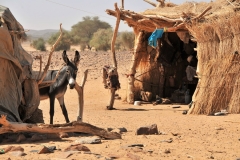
(148, 29), (164, 48)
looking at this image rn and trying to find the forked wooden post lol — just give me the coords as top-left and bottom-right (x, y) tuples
(127, 30), (143, 103)
(107, 3), (121, 109)
(74, 69), (88, 121)
(38, 23), (63, 85)
(121, 0), (124, 9)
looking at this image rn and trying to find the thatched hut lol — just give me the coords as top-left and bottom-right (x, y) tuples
(0, 5), (61, 122)
(106, 0), (240, 114)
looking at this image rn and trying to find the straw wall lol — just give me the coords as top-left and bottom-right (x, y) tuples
(133, 32), (161, 100)
(188, 14), (240, 114)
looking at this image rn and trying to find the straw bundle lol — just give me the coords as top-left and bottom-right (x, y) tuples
(188, 14), (240, 114)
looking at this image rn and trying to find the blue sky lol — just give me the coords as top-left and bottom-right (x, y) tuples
(0, 0), (209, 31)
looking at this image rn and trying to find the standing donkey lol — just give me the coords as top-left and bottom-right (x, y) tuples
(39, 50), (80, 124)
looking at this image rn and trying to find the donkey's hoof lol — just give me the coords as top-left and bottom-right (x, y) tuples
(106, 106), (112, 110)
(106, 106), (116, 110)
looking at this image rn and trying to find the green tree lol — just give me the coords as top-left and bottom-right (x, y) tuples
(90, 28), (113, 51)
(48, 30), (72, 51)
(120, 31), (135, 50)
(31, 38), (46, 51)
(71, 16), (111, 48)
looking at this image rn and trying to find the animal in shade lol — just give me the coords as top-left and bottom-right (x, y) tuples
(39, 50), (80, 124)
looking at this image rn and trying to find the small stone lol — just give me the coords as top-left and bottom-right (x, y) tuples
(59, 132), (69, 138)
(187, 155), (193, 158)
(60, 151), (80, 159)
(171, 132), (179, 136)
(38, 146), (53, 154)
(111, 128), (121, 134)
(215, 127), (224, 130)
(214, 112), (227, 116)
(128, 144), (144, 147)
(46, 133), (61, 139)
(31, 134), (43, 142)
(10, 151), (26, 157)
(4, 146), (24, 153)
(118, 127), (127, 132)
(136, 124), (158, 135)
(108, 154), (120, 159)
(64, 144), (90, 152)
(16, 134), (26, 143)
(172, 106), (181, 108)
(106, 128), (114, 132)
(164, 149), (171, 154)
(75, 136), (101, 144)
(182, 110), (188, 114)
(148, 150), (153, 153)
(160, 138), (173, 143)
(127, 152), (140, 160)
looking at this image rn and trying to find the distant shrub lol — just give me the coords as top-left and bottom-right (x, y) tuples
(90, 28), (112, 51)
(31, 38), (46, 51)
(48, 30), (72, 51)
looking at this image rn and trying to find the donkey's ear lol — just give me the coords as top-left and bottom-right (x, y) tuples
(74, 50), (80, 66)
(62, 50), (69, 64)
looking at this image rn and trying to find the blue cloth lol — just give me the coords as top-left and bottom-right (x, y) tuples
(148, 29), (164, 48)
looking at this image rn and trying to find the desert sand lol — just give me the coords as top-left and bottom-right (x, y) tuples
(0, 43), (240, 160)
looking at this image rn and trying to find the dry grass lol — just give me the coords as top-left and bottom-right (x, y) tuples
(188, 14), (240, 114)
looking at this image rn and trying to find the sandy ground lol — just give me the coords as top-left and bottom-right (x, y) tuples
(1, 43), (240, 160)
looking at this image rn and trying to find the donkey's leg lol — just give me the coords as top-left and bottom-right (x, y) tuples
(49, 96), (55, 124)
(57, 96), (70, 123)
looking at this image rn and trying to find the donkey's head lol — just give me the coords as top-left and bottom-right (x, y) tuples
(62, 50), (80, 89)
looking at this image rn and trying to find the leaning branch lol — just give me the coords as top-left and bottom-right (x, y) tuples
(34, 55), (42, 80)
(37, 23), (63, 85)
(107, 3), (121, 110)
(111, 3), (120, 68)
(106, 9), (188, 32)
(0, 115), (121, 139)
(38, 65), (64, 89)
(192, 6), (212, 20)
(106, 9), (155, 32)
(143, 0), (157, 7)
(74, 69), (88, 122)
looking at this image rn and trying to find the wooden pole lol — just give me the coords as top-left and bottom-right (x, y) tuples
(107, 3), (121, 110)
(127, 30), (143, 104)
(74, 69), (88, 121)
(38, 23), (62, 85)
(121, 0), (124, 9)
(111, 3), (120, 68)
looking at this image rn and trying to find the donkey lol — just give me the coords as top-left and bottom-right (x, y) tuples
(39, 50), (80, 124)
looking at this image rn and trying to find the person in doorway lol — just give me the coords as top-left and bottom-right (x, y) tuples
(184, 55), (198, 105)
(186, 55), (197, 81)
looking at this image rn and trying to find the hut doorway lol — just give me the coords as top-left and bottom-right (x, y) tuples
(157, 32), (198, 103)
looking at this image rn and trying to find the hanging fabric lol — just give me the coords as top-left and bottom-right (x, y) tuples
(148, 28), (165, 48)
